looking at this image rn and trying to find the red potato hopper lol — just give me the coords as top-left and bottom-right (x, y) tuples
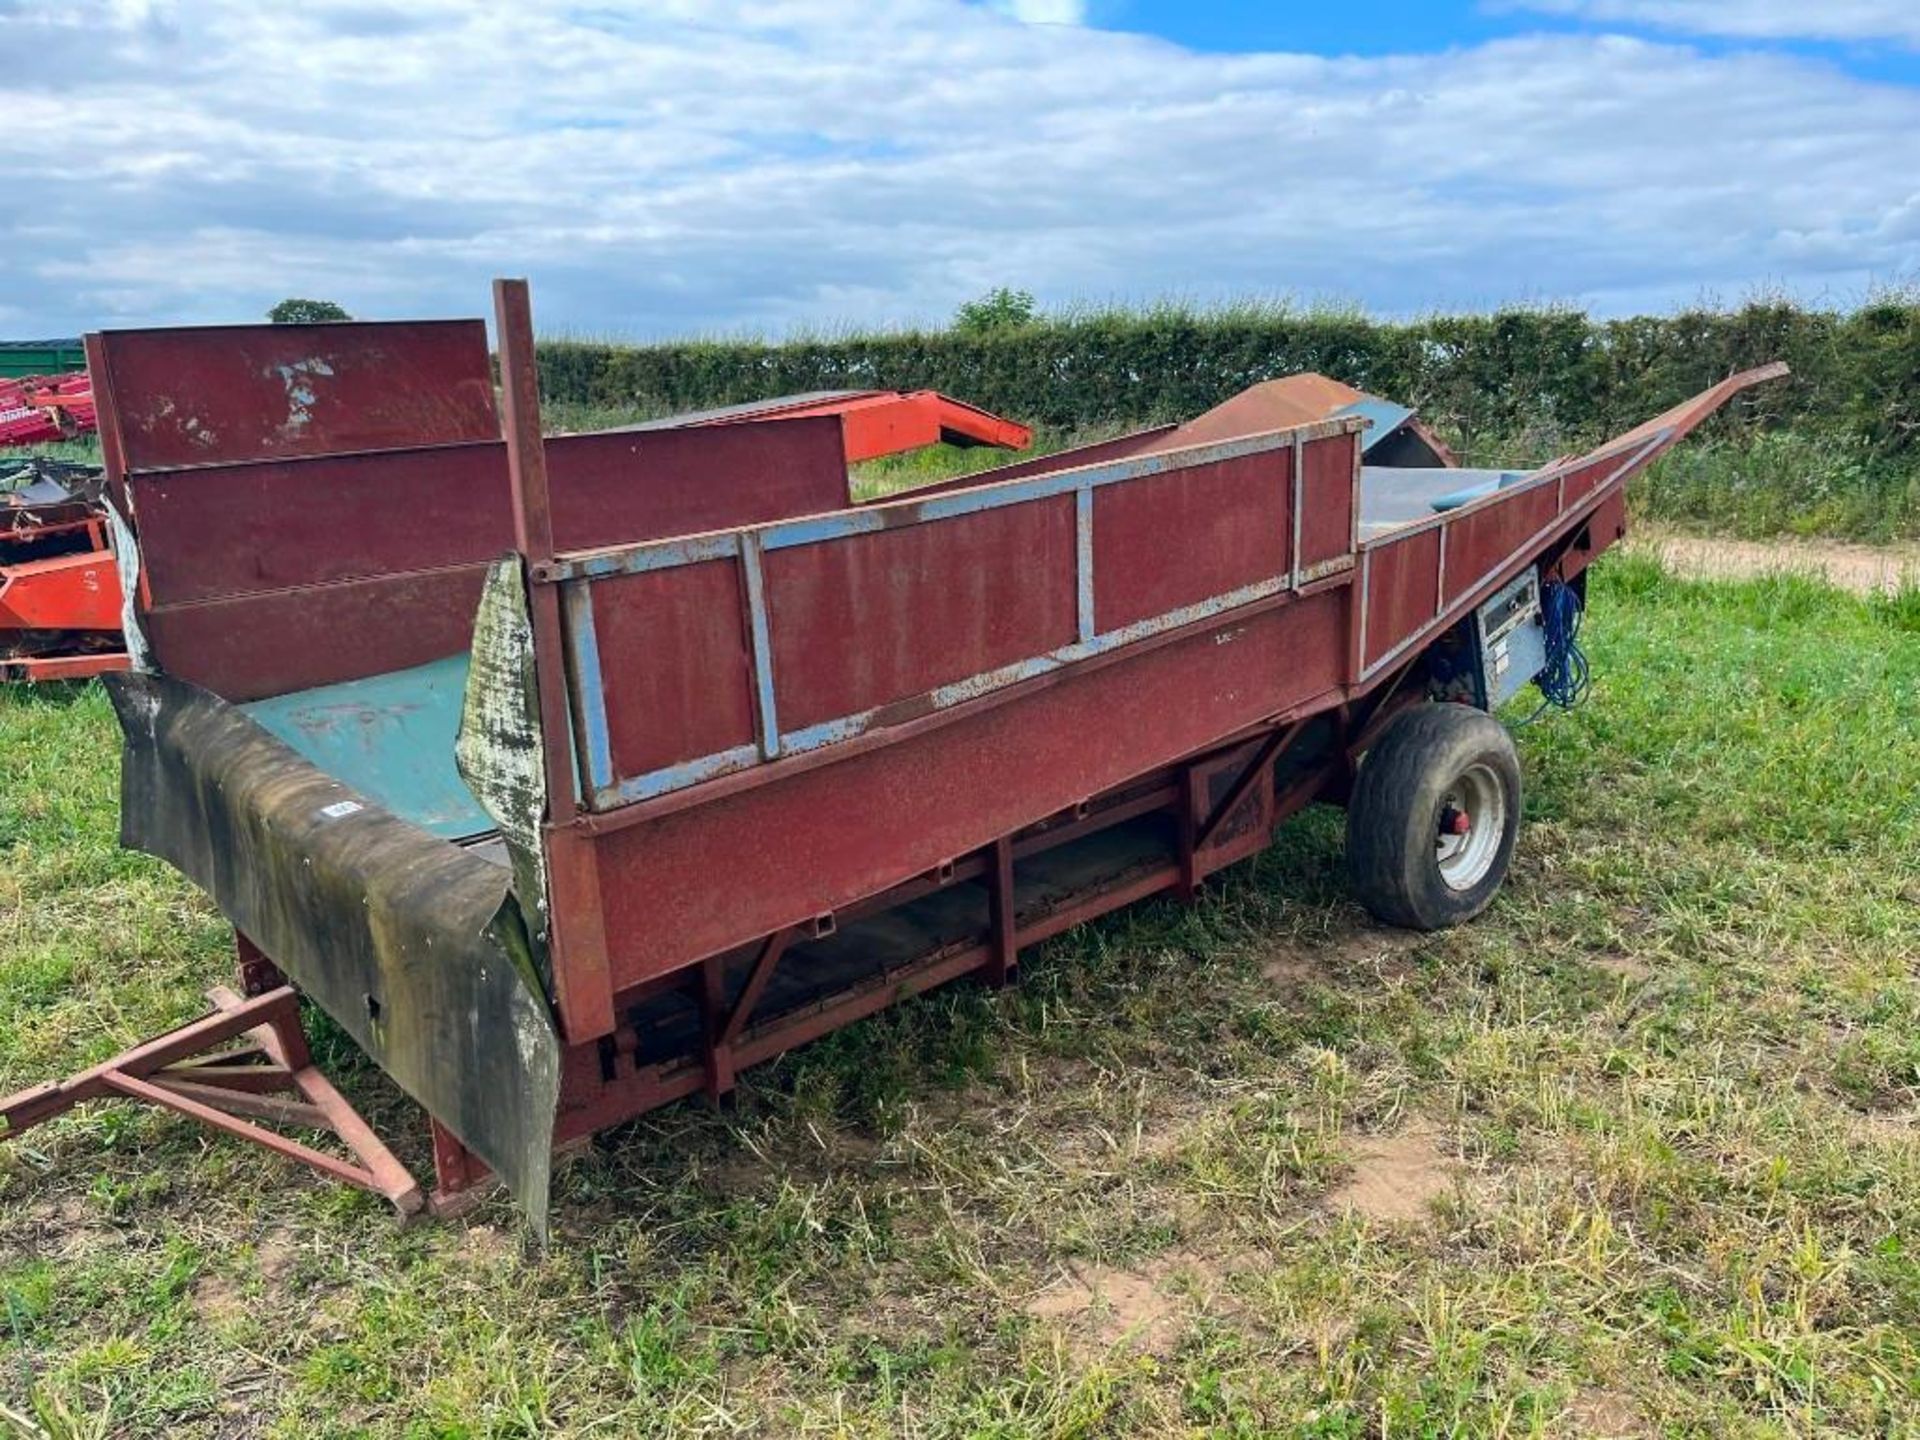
(1, 282), (1786, 1234)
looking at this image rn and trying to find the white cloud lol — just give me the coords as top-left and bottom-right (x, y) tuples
(0, 0), (1915, 338)
(1501, 0), (1920, 47)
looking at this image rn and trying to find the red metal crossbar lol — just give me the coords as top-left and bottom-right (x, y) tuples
(0, 984), (422, 1215)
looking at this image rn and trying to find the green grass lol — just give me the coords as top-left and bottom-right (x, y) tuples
(4, 555), (1919, 1437)
(0, 440), (100, 485)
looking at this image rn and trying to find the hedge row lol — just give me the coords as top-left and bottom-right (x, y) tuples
(537, 301), (1920, 460)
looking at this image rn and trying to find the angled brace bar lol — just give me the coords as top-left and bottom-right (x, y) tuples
(1194, 723), (1305, 854)
(721, 928), (797, 1051)
(206, 985), (422, 1210)
(697, 928), (799, 1103)
(102, 1071), (398, 1198)
(0, 985), (423, 1216)
(149, 1060), (298, 1094)
(145, 1076), (329, 1129)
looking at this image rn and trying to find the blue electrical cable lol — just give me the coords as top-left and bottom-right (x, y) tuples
(1523, 578), (1590, 722)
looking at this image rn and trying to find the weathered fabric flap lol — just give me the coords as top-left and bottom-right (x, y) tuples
(106, 670), (562, 1236)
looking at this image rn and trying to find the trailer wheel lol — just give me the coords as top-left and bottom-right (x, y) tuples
(1346, 703), (1521, 931)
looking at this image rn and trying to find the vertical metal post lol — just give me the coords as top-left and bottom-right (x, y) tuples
(985, 835), (1018, 986)
(234, 931), (286, 998)
(1289, 432), (1305, 590)
(430, 1118), (486, 1203)
(1348, 428), (1363, 559)
(493, 278), (615, 1043)
(1074, 486), (1095, 643)
(492, 278), (575, 824)
(1352, 548), (1373, 679)
(698, 955), (736, 1103)
(738, 532), (781, 759)
(1176, 765), (1204, 901)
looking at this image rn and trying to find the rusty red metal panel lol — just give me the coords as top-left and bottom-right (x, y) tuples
(94, 321), (497, 472)
(144, 566), (489, 702)
(594, 559), (757, 780)
(1559, 490), (1630, 583)
(1299, 433), (1358, 575)
(1362, 527), (1442, 670)
(127, 418), (849, 612)
(765, 496), (1078, 733)
(130, 446), (515, 607)
(1557, 453), (1617, 508)
(1441, 483), (1560, 608)
(582, 588), (1346, 993)
(1091, 451), (1289, 633)
(548, 418), (848, 546)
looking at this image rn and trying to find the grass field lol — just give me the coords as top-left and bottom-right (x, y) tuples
(3, 551), (1917, 1437)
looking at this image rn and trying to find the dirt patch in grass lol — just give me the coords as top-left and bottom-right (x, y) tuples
(1023, 1247), (1236, 1357)
(1260, 952), (1317, 986)
(1640, 532), (1920, 595)
(1263, 923), (1419, 987)
(257, 1228), (300, 1283)
(456, 1222), (516, 1265)
(1559, 1387), (1650, 1438)
(1325, 1121), (1455, 1222)
(191, 1269), (247, 1326)
(1587, 951), (1652, 982)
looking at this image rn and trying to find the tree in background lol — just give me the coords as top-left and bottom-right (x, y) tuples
(953, 287), (1036, 335)
(268, 298), (352, 324)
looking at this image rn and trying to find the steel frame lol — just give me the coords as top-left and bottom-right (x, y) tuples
(418, 700), (1374, 1210)
(0, 981), (423, 1215)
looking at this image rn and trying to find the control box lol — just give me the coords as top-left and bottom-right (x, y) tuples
(1470, 566), (1547, 709)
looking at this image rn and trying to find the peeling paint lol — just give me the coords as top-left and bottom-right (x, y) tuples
(266, 357), (337, 441)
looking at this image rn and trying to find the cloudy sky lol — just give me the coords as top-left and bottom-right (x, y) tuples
(3, 0), (1917, 338)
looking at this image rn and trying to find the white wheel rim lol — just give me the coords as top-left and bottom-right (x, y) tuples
(1435, 763), (1505, 891)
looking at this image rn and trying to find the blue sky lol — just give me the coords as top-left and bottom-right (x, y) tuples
(1112, 0), (1569, 54)
(2, 0), (1917, 337)
(1108, 0), (1920, 84)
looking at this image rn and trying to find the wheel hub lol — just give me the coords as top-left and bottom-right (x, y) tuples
(1434, 763), (1505, 891)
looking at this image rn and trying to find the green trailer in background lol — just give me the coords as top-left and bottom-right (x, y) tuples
(0, 339), (86, 379)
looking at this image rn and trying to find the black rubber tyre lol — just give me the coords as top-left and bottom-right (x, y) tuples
(1346, 703), (1521, 931)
